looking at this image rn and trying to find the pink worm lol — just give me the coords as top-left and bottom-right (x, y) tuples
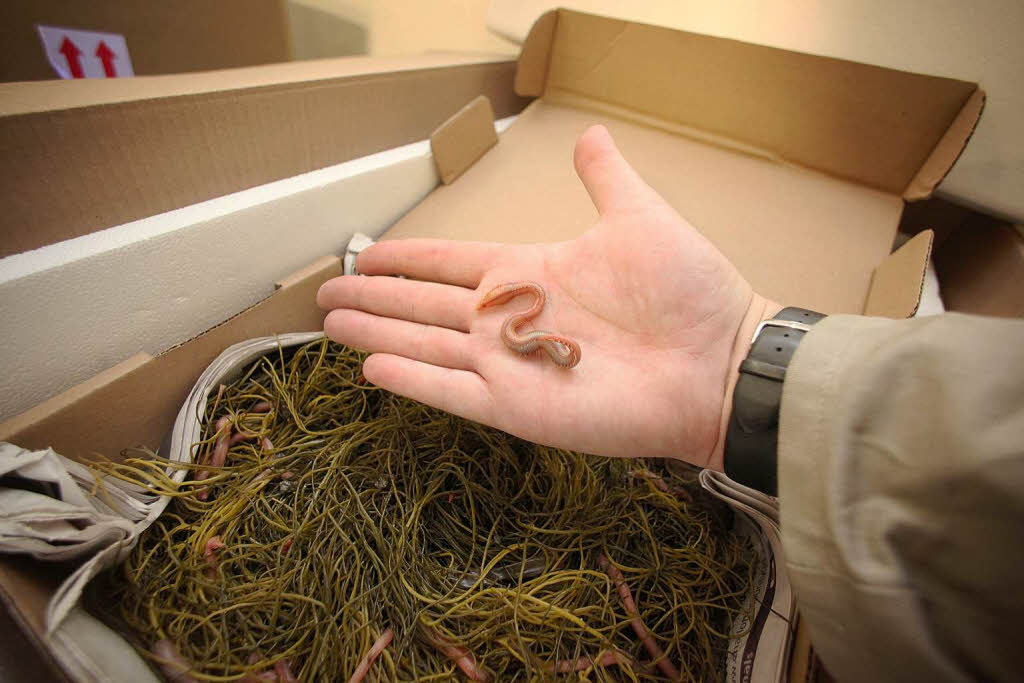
(631, 469), (671, 494)
(476, 282), (581, 369)
(274, 659), (299, 683)
(242, 652), (296, 683)
(210, 418), (231, 468)
(239, 670), (276, 683)
(229, 431), (256, 446)
(204, 536), (225, 579)
(425, 628), (491, 682)
(199, 419), (273, 498)
(543, 651), (634, 674)
(632, 469), (691, 498)
(228, 401), (270, 445)
(152, 639), (199, 683)
(195, 467), (212, 502)
(196, 417), (231, 500)
(240, 652), (277, 683)
(255, 466), (293, 484)
(599, 555), (682, 682)
(347, 628), (394, 683)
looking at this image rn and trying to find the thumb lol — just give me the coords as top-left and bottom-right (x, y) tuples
(573, 124), (659, 216)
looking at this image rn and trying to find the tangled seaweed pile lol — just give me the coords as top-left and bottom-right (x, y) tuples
(90, 339), (753, 682)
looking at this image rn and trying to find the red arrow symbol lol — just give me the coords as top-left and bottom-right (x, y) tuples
(59, 37), (84, 78)
(95, 41), (117, 77)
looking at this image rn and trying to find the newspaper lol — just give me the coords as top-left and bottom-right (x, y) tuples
(702, 470), (796, 683)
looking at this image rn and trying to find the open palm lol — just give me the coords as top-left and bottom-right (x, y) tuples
(317, 126), (777, 469)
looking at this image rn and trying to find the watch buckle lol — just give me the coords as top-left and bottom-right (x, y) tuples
(751, 319), (812, 344)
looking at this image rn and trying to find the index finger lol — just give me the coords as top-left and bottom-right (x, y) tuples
(356, 239), (501, 289)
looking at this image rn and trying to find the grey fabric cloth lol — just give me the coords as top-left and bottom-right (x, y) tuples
(779, 313), (1024, 682)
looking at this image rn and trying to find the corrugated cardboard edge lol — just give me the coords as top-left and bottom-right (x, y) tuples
(430, 95), (499, 185)
(275, 254), (342, 290)
(0, 256), (341, 461)
(904, 88), (987, 200)
(864, 230), (934, 318)
(514, 9), (558, 96)
(0, 53), (513, 117)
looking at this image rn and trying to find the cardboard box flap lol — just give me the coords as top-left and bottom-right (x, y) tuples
(904, 88), (986, 200)
(0, 257), (340, 463)
(384, 99), (904, 315)
(0, 353), (151, 457)
(0, 53), (512, 117)
(515, 9), (980, 197)
(514, 10), (559, 98)
(430, 95), (499, 185)
(864, 230), (934, 318)
(0, 57), (529, 258)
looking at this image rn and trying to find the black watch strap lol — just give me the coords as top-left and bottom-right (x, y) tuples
(724, 307), (825, 495)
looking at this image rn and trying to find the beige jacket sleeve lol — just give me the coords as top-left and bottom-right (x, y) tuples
(778, 313), (1024, 683)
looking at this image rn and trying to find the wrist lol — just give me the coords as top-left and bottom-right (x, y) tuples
(707, 295), (782, 471)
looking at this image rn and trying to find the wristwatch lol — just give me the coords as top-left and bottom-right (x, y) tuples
(724, 307), (825, 495)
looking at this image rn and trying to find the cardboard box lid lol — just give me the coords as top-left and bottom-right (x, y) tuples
(384, 9), (981, 316)
(0, 53), (530, 258)
(489, 1), (1024, 224)
(514, 10), (983, 200)
(0, 52), (511, 115)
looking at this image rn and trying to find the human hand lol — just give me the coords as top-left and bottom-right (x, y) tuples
(317, 125), (779, 469)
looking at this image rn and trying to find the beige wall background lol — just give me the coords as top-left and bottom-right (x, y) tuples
(287, 0), (516, 58)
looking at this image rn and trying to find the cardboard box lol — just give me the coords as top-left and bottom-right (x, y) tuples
(385, 9), (982, 317)
(901, 197), (1024, 319)
(0, 8), (990, 681)
(0, 113), (516, 428)
(0, 0), (291, 82)
(0, 53), (530, 258)
(486, 1), (1024, 224)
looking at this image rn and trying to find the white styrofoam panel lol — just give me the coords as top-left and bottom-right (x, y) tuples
(488, 0), (1024, 222)
(0, 117), (515, 422)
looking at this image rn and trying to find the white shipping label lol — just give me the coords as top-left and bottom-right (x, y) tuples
(36, 25), (135, 79)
